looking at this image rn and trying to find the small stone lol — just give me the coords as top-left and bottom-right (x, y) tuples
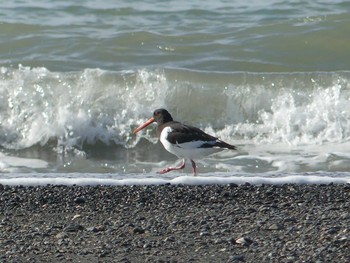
(326, 226), (341, 235)
(143, 243), (151, 249)
(284, 217), (297, 223)
(74, 197), (86, 204)
(72, 214), (81, 220)
(199, 231), (210, 237)
(226, 237), (235, 244)
(230, 255), (245, 262)
(268, 223), (284, 230)
(164, 236), (176, 242)
(133, 227), (145, 234)
(55, 253), (64, 258)
(335, 236), (348, 244)
(64, 224), (84, 232)
(99, 250), (109, 257)
(214, 238), (222, 244)
(200, 220), (207, 225)
(235, 237), (253, 246)
(55, 232), (68, 239)
(79, 248), (91, 255)
(87, 225), (106, 232)
(222, 191), (231, 198)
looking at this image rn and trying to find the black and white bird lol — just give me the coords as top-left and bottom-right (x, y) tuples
(133, 108), (236, 175)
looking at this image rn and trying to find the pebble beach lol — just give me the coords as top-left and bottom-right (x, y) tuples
(1, 183), (349, 262)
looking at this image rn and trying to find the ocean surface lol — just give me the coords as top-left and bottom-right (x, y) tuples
(1, 0), (350, 185)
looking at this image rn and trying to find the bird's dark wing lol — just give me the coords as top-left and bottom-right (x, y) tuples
(163, 122), (236, 150)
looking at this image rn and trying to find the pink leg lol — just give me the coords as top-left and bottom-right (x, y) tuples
(190, 160), (197, 176)
(158, 159), (186, 174)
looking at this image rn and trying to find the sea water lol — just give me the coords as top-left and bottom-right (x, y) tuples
(1, 0), (350, 185)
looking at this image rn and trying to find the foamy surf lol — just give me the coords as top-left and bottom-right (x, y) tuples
(0, 172), (349, 186)
(1, 66), (350, 150)
(0, 153), (48, 173)
(1, 66), (350, 175)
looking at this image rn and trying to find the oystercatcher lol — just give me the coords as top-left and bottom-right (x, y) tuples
(133, 108), (236, 175)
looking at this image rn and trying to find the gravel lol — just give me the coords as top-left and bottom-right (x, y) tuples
(0, 183), (349, 262)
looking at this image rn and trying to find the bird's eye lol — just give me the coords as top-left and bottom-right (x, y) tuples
(154, 111), (159, 116)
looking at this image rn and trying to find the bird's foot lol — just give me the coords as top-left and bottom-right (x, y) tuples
(157, 168), (172, 174)
(157, 160), (186, 174)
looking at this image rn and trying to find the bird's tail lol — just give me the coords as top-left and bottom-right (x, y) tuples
(215, 140), (237, 150)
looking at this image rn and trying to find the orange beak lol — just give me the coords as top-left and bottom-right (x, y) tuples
(133, 117), (155, 134)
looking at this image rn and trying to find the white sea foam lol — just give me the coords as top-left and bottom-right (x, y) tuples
(0, 66), (172, 150)
(1, 67), (350, 174)
(0, 173), (349, 186)
(1, 67), (350, 150)
(0, 153), (48, 173)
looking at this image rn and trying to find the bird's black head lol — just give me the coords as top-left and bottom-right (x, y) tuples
(153, 108), (173, 124)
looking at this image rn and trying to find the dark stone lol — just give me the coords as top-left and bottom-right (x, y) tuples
(230, 255), (245, 262)
(133, 227), (145, 234)
(64, 224), (84, 232)
(74, 197), (86, 204)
